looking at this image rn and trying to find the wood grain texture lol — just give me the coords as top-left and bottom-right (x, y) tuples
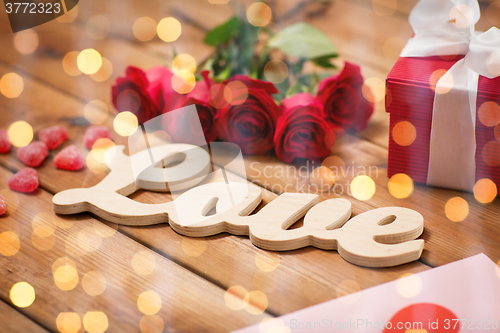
(0, 167), (268, 332)
(0, 300), (49, 333)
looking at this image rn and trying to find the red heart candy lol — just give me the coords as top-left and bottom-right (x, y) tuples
(17, 141), (49, 167)
(38, 126), (68, 150)
(8, 168), (39, 193)
(54, 145), (84, 171)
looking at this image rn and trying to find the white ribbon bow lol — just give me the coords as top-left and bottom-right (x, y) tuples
(400, 0), (500, 191)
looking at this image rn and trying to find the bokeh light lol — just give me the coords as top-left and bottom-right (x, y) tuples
(209, 83), (230, 109)
(372, 0), (397, 16)
(91, 138), (115, 163)
(86, 15), (111, 40)
(132, 250), (157, 275)
(246, 2), (272, 27)
(430, 69), (453, 94)
(350, 175), (376, 201)
(32, 233), (55, 251)
(93, 220), (117, 238)
(84, 100), (108, 125)
(157, 17), (182, 42)
(322, 156), (345, 180)
(171, 69), (196, 94)
(172, 54), (197, 73)
(449, 4), (475, 29)
(133, 17), (157, 42)
(397, 273), (422, 298)
(335, 279), (361, 305)
(244, 290), (268, 315)
(82, 271), (107, 296)
(445, 197), (469, 222)
(137, 291), (162, 315)
(263, 59), (288, 84)
(10, 282), (35, 308)
(224, 80), (248, 106)
(309, 166), (336, 192)
(62, 51), (82, 76)
(83, 311), (108, 333)
(181, 237), (207, 257)
(224, 286), (249, 310)
(482, 141), (500, 166)
(473, 178), (497, 204)
(90, 57), (113, 82)
(486, 2), (500, 27)
(388, 173), (414, 199)
(362, 77), (384, 103)
(478, 102), (500, 127)
(32, 212), (56, 238)
(77, 49), (103, 75)
(86, 152), (108, 174)
(14, 29), (39, 55)
(0, 231), (20, 256)
(77, 227), (102, 253)
(392, 121), (416, 146)
(54, 264), (79, 291)
(0, 72), (24, 98)
(114, 111), (138, 137)
(56, 312), (81, 333)
(255, 251), (280, 272)
(140, 315), (164, 333)
(8, 120), (33, 147)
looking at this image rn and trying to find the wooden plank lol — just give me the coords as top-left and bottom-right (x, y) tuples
(0, 65), (431, 316)
(0, 299), (49, 333)
(0, 167), (268, 332)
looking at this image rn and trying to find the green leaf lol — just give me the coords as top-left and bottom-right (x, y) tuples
(268, 22), (337, 59)
(204, 17), (242, 46)
(312, 54), (337, 68)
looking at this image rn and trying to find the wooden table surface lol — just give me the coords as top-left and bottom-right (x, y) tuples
(0, 0), (499, 332)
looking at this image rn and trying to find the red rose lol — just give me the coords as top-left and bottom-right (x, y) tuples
(316, 62), (373, 132)
(274, 93), (334, 163)
(162, 71), (218, 144)
(112, 66), (160, 124)
(215, 75), (280, 155)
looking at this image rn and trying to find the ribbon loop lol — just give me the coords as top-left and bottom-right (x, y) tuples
(464, 27), (500, 79)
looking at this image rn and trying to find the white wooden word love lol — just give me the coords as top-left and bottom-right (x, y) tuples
(53, 144), (424, 268)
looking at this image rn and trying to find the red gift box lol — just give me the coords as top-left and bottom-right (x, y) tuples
(386, 56), (500, 191)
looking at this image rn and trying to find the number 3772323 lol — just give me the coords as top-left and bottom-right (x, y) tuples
(5, 2), (61, 14)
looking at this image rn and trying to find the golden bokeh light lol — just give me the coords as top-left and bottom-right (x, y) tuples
(246, 2), (272, 27)
(90, 57), (113, 82)
(56, 312), (82, 333)
(172, 54), (197, 74)
(84, 100), (108, 125)
(322, 156), (346, 180)
(54, 264), (79, 291)
(77, 49), (103, 75)
(482, 141), (500, 166)
(114, 111), (138, 137)
(137, 291), (162, 315)
(83, 311), (108, 333)
(133, 17), (157, 42)
(8, 120), (33, 147)
(264, 59), (288, 84)
(32, 233), (55, 251)
(91, 138), (115, 163)
(86, 15), (111, 40)
(224, 286), (249, 311)
(1, 72), (24, 98)
(209, 83), (230, 109)
(86, 152), (108, 174)
(473, 178), (497, 204)
(255, 251), (280, 272)
(478, 101), (500, 127)
(32, 212), (56, 238)
(397, 273), (422, 298)
(14, 29), (39, 55)
(372, 0), (397, 15)
(350, 175), (376, 201)
(430, 69), (453, 94)
(10, 282), (35, 308)
(63, 51), (82, 76)
(309, 166), (336, 192)
(77, 227), (102, 253)
(392, 121), (416, 146)
(383, 37), (405, 62)
(82, 271), (107, 296)
(0, 231), (20, 256)
(388, 173), (414, 199)
(171, 69), (196, 94)
(335, 279), (361, 305)
(244, 290), (268, 315)
(157, 17), (182, 42)
(445, 197), (469, 222)
(181, 237), (207, 257)
(132, 250), (157, 275)
(362, 77), (385, 103)
(449, 4), (475, 29)
(224, 80), (248, 106)
(140, 315), (164, 333)
(56, 5), (78, 23)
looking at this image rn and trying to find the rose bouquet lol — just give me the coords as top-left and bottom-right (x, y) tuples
(112, 9), (373, 164)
